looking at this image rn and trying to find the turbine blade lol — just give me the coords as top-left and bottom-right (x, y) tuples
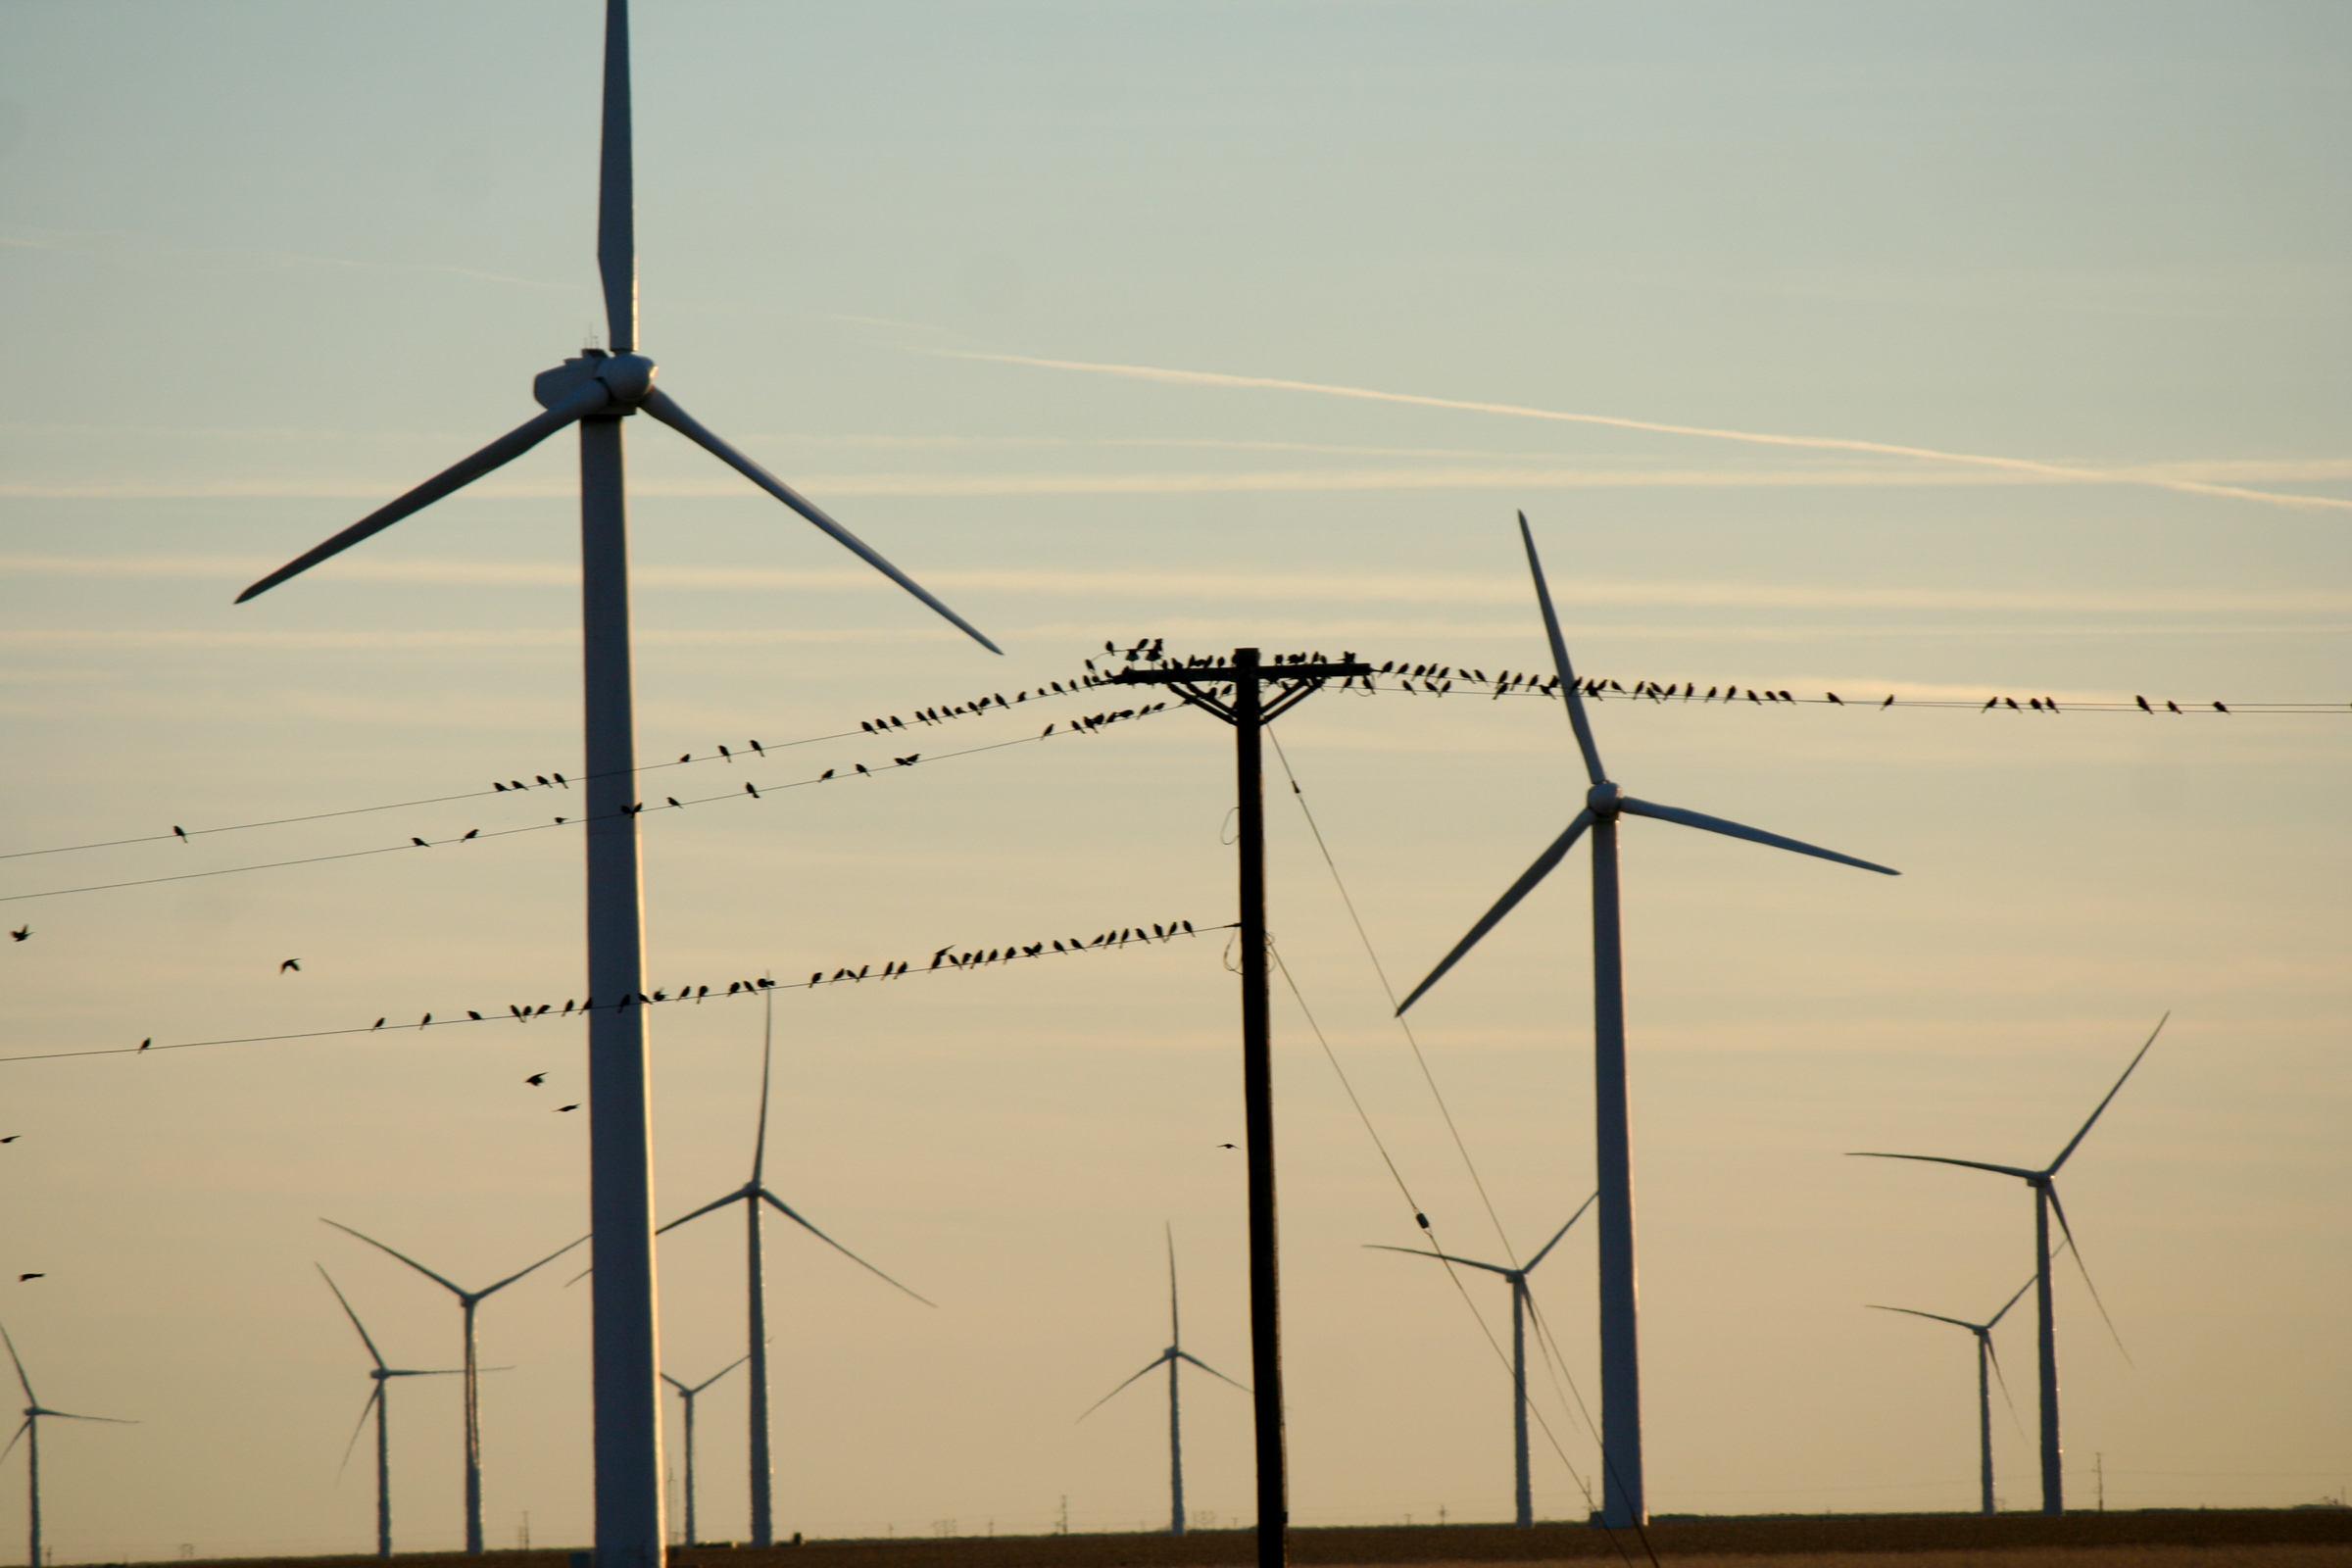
(1166, 1221), (1180, 1348)
(597, 0), (636, 352)
(317, 1264), (390, 1372)
(756, 1190), (936, 1306)
(1523, 1191), (1598, 1272)
(1076, 1354), (1169, 1421)
(752, 987), (775, 1186)
(656, 1188), (753, 1235)
(338, 1385), (382, 1479)
(2047, 1013), (2168, 1174)
(1867, 1304), (1980, 1332)
(1517, 512), (1605, 786)
(2047, 1187), (2132, 1363)
(475, 1233), (592, 1298)
(1173, 1350), (1250, 1394)
(1362, 1244), (1514, 1277)
(0, 1419), (25, 1465)
(40, 1410), (135, 1425)
(1618, 796), (1900, 876)
(235, 384), (611, 604)
(639, 389), (1002, 654)
(0, 1321), (35, 1404)
(321, 1220), (469, 1298)
(1984, 1333), (2024, 1433)
(660, 1372), (689, 1395)
(1396, 808), (1592, 1014)
(690, 1354), (752, 1396)
(1846, 1152), (2041, 1181)
(1986, 1274), (2036, 1329)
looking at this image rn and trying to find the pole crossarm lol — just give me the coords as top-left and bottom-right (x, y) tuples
(1112, 658), (1372, 727)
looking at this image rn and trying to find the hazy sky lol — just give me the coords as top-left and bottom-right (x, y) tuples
(2, 1), (2346, 1558)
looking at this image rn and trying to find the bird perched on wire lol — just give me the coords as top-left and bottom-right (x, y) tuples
(172, 825), (189, 845)
(9, 926), (27, 942)
(412, 837), (429, 848)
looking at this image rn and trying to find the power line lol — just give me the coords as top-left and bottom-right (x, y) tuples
(0, 918), (1219, 1067)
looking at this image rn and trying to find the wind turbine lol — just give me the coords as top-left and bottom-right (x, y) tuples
(1868, 1276), (2033, 1517)
(1077, 1225), (1248, 1537)
(2, 1322), (133, 1568)
(1396, 513), (1899, 1526)
(1367, 1195), (1593, 1528)
(1850, 1016), (2165, 1515)
(662, 1357), (748, 1548)
(318, 1266), (463, 1558)
(234, 5), (999, 1561)
(323, 1221), (586, 1553)
(655, 985), (934, 1546)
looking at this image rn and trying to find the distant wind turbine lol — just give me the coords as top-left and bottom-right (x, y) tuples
(1868, 1276), (2034, 1516)
(318, 1266), (463, 1557)
(656, 986), (933, 1546)
(1397, 513), (1899, 1526)
(1, 1321), (133, 1568)
(323, 1221), (585, 1553)
(1850, 1016), (2165, 1515)
(1367, 1195), (1593, 1528)
(662, 1357), (748, 1548)
(1078, 1225), (1248, 1537)
(234, 4), (999, 1559)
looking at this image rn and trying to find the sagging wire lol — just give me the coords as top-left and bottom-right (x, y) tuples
(0, 650), (1167, 864)
(2, 705), (1174, 906)
(1265, 940), (1610, 1535)
(0, 918), (1219, 1067)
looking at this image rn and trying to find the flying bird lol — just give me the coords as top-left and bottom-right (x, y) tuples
(0, 1136), (19, 1144)
(280, 959), (301, 973)
(526, 1073), (548, 1086)
(8, 926), (26, 942)
(17, 1274), (42, 1283)
(557, 1103), (580, 1113)
(1216, 1143), (1236, 1150)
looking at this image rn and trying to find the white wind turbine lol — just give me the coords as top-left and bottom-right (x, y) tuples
(662, 1356), (747, 1548)
(235, 6), (999, 1562)
(318, 1266), (464, 1558)
(1850, 1017), (2165, 1516)
(1367, 1195), (1593, 1528)
(1868, 1276), (2033, 1517)
(1077, 1226), (1248, 1537)
(655, 986), (933, 1546)
(1, 1322), (133, 1568)
(323, 1222), (584, 1554)
(1396, 513), (1899, 1525)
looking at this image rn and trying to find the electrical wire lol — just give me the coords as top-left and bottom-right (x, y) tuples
(0, 918), (1220, 1067)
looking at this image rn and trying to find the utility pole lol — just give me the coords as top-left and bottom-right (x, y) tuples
(1112, 646), (1371, 1568)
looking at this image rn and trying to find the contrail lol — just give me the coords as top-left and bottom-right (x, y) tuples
(938, 350), (2350, 514)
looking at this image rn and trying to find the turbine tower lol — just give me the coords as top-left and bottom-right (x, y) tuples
(1078, 1226), (1248, 1537)
(319, 1266), (464, 1557)
(1868, 1276), (2033, 1516)
(234, 6), (997, 1562)
(1397, 513), (1899, 1526)
(1367, 1196), (1593, 1528)
(662, 1357), (748, 1548)
(2, 1322), (133, 1568)
(1851, 1016), (2165, 1515)
(656, 986), (933, 1545)
(324, 1222), (584, 1553)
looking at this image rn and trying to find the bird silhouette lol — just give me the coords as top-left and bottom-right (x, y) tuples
(9, 926), (26, 942)
(172, 825), (189, 844)
(526, 1073), (548, 1086)
(557, 1104), (580, 1113)
(371, 1019), (385, 1030)
(138, 1039), (151, 1052)
(280, 958), (301, 973)
(745, 782), (760, 799)
(855, 763), (870, 777)
(462, 828), (480, 840)
(1216, 1143), (1236, 1150)
(412, 837), (429, 848)
(667, 798), (681, 808)
(2136, 695), (2153, 711)
(17, 1274), (41, 1283)
(0, 1136), (19, 1144)
(818, 768), (835, 780)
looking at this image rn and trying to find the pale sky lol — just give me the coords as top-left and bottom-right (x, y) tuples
(1, 1), (2346, 1559)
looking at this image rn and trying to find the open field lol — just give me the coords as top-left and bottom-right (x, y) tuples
(126, 1510), (2352, 1568)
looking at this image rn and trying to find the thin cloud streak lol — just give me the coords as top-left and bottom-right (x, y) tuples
(940, 350), (2352, 514)
(8, 556), (2346, 615)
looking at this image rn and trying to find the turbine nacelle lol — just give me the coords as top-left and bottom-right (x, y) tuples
(1588, 780), (1624, 815)
(534, 350), (659, 413)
